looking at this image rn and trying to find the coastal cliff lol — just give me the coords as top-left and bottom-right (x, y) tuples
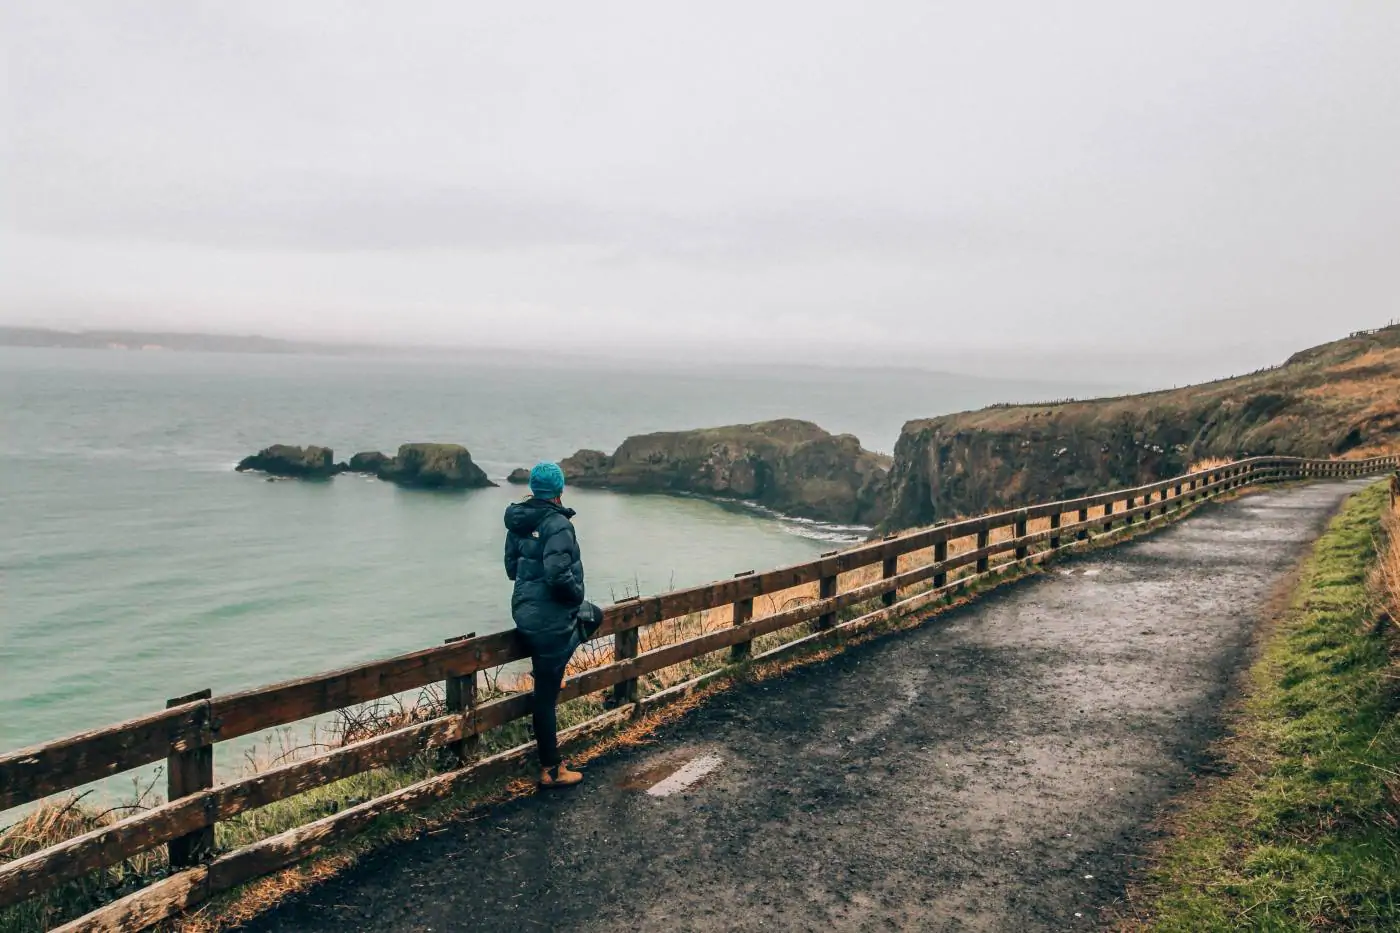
(560, 419), (890, 524)
(882, 325), (1400, 528)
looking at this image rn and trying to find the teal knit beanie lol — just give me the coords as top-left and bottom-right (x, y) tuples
(529, 461), (565, 500)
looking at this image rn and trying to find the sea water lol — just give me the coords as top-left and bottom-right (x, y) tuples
(0, 347), (1116, 769)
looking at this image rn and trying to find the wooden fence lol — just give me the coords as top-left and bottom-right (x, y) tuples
(2, 454), (1397, 932)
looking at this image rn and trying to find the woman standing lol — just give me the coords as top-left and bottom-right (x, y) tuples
(503, 461), (593, 787)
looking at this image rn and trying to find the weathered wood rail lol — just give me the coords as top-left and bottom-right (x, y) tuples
(2, 454), (1396, 931)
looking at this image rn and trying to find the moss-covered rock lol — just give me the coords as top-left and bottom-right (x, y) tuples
(378, 444), (496, 489)
(346, 451), (391, 474)
(235, 445), (342, 479)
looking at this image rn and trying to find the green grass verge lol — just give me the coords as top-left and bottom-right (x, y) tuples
(1131, 482), (1400, 931)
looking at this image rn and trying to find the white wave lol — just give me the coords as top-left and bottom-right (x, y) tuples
(730, 498), (873, 543)
(777, 523), (866, 544)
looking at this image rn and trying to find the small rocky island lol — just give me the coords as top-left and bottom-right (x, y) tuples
(237, 443), (495, 489)
(347, 451), (391, 474)
(236, 445), (342, 479)
(559, 419), (890, 524)
(506, 467), (531, 484)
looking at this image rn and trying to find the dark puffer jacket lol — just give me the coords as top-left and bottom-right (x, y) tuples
(504, 498), (586, 664)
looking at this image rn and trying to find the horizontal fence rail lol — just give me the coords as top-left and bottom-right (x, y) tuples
(2, 453), (1396, 931)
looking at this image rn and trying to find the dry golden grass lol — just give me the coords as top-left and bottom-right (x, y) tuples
(1187, 456), (1235, 473)
(0, 783), (167, 933)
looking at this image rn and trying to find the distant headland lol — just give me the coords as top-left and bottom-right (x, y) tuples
(0, 327), (350, 355)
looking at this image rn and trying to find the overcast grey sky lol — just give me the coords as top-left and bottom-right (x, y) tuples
(2, 2), (1398, 383)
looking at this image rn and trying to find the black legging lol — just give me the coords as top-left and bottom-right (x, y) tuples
(531, 654), (570, 769)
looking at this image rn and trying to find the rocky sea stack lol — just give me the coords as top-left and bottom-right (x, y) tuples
(346, 451), (392, 474)
(559, 419), (889, 524)
(238, 443), (495, 489)
(236, 445), (342, 479)
(378, 444), (496, 489)
(506, 467), (531, 484)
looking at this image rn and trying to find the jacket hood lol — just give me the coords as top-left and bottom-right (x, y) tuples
(504, 497), (575, 535)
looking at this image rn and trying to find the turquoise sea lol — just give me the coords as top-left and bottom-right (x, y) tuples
(0, 346), (1119, 787)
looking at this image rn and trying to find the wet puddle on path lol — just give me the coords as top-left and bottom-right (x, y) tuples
(617, 750), (725, 797)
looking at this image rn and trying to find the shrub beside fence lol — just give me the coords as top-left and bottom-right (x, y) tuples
(2, 454), (1397, 932)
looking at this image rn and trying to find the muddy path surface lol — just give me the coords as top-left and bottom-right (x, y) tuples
(240, 480), (1369, 933)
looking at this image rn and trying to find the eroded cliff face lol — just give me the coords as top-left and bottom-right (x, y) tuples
(560, 419), (890, 524)
(882, 326), (1400, 529)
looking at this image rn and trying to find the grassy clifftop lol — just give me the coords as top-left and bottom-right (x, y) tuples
(884, 325), (1400, 527)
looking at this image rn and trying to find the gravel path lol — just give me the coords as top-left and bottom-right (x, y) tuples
(241, 480), (1368, 933)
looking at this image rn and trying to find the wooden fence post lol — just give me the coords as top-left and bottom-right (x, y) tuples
(1049, 512), (1062, 549)
(817, 552), (839, 629)
(443, 634), (477, 765)
(1102, 500), (1115, 533)
(1014, 515), (1029, 560)
(1077, 507), (1090, 540)
(613, 626), (640, 707)
(1124, 494), (1136, 525)
(976, 529), (990, 573)
(166, 689), (213, 869)
(730, 570), (755, 661)
(881, 535), (899, 607)
(933, 539), (948, 589)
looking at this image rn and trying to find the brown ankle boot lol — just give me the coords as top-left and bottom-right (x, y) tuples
(539, 762), (583, 788)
